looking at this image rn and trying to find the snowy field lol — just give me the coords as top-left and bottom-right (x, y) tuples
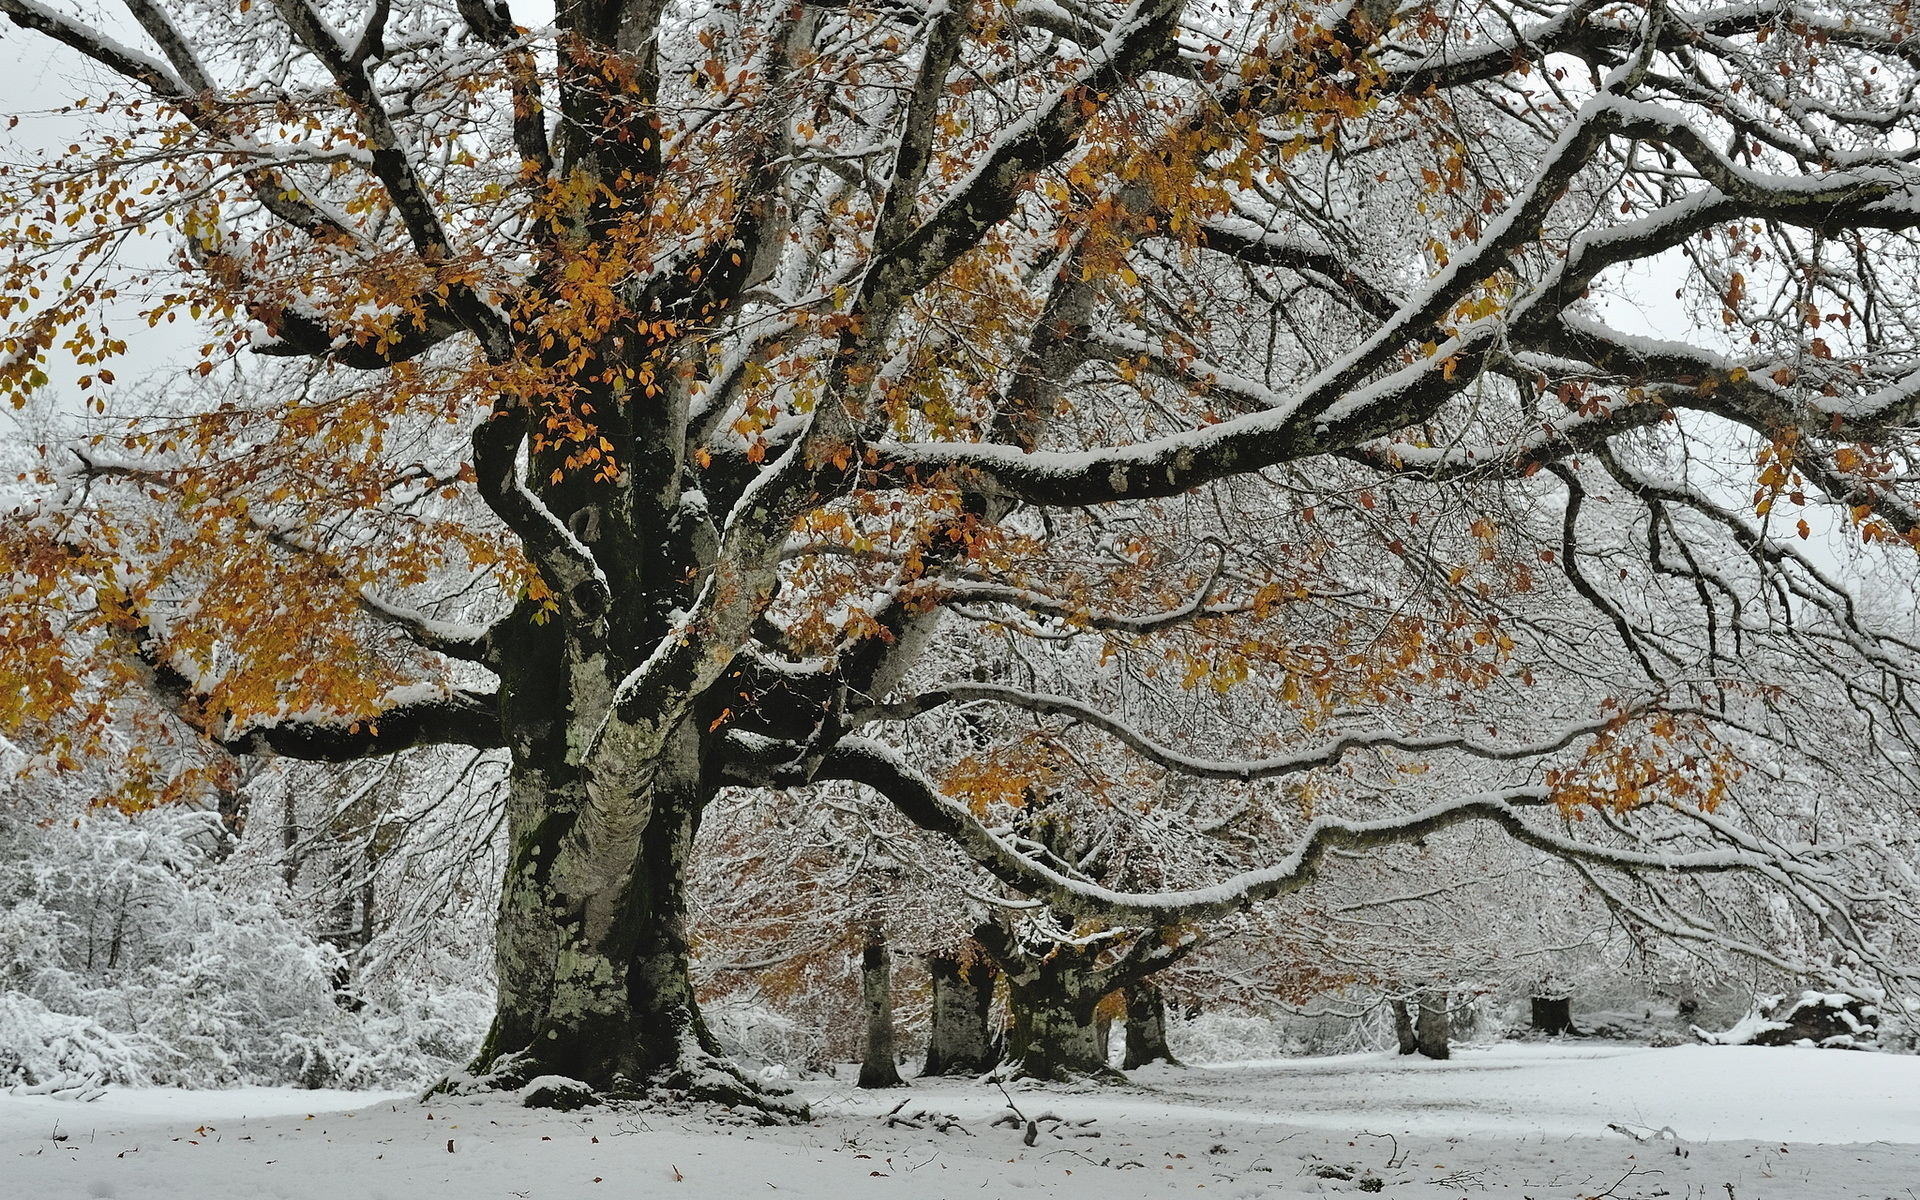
(5, 1044), (1917, 1199)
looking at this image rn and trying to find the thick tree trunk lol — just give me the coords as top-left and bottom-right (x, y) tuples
(1415, 990), (1451, 1060)
(978, 921), (1194, 1081)
(1530, 994), (1575, 1036)
(1392, 998), (1418, 1054)
(923, 947), (999, 1076)
(857, 927), (904, 1088)
(477, 766), (708, 1088)
(1122, 983), (1179, 1069)
(1006, 974), (1107, 1081)
(1000, 943), (1115, 1081)
(469, 714), (802, 1116)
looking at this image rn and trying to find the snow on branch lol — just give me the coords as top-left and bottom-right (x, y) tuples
(821, 737), (1754, 925)
(858, 0), (1185, 316)
(127, 625), (504, 760)
(856, 683), (1652, 781)
(0, 0), (186, 96)
(470, 405), (611, 624)
(356, 591), (496, 664)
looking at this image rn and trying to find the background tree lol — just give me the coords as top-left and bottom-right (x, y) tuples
(11, 0), (1920, 1109)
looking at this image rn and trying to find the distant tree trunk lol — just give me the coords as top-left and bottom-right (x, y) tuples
(281, 782), (301, 890)
(1122, 983), (1180, 1069)
(1094, 1016), (1113, 1065)
(857, 927), (904, 1088)
(987, 932), (1111, 1081)
(1392, 998), (1418, 1054)
(1415, 990), (1451, 1059)
(923, 946), (999, 1076)
(1530, 995), (1575, 1036)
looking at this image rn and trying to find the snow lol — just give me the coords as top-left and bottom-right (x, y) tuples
(8, 1044), (1920, 1198)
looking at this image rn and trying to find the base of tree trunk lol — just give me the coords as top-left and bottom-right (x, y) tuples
(857, 929), (905, 1088)
(1006, 995), (1127, 1082)
(463, 752), (809, 1122)
(924, 947), (1001, 1076)
(442, 1042), (809, 1122)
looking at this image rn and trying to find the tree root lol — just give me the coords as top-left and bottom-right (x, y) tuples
(652, 1051), (810, 1124)
(431, 1048), (809, 1123)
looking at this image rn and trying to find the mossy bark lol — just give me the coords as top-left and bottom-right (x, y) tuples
(466, 622), (803, 1116)
(998, 941), (1114, 1081)
(1414, 990), (1451, 1060)
(923, 947), (999, 1076)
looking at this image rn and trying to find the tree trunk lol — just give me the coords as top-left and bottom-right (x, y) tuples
(1392, 998), (1418, 1054)
(477, 764), (706, 1089)
(1122, 983), (1179, 1069)
(1006, 973), (1107, 1081)
(1530, 995), (1575, 1036)
(923, 947), (999, 1076)
(470, 713), (802, 1117)
(1001, 945), (1113, 1081)
(977, 921), (1195, 1081)
(857, 927), (904, 1088)
(1415, 991), (1451, 1060)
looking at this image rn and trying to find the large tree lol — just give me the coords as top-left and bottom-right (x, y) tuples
(8, 0), (1920, 1105)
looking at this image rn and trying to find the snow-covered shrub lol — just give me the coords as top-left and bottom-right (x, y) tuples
(1166, 1012), (1306, 1063)
(705, 996), (831, 1074)
(1695, 991), (1880, 1050)
(0, 991), (153, 1088)
(0, 805), (484, 1089)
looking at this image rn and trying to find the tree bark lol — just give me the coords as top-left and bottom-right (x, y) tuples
(1005, 970), (1107, 1081)
(477, 761), (709, 1090)
(1530, 994), (1575, 1036)
(469, 705), (802, 1116)
(1415, 990), (1451, 1060)
(923, 945), (999, 1076)
(857, 927), (905, 1088)
(1392, 998), (1418, 1055)
(1122, 982), (1180, 1069)
(997, 939), (1113, 1081)
(976, 919), (1197, 1081)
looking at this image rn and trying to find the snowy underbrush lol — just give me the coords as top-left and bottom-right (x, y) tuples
(1170, 991), (1512, 1063)
(1167, 1011), (1324, 1063)
(705, 997), (831, 1077)
(0, 807), (486, 1091)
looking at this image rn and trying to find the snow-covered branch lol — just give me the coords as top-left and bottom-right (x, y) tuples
(821, 737), (1756, 925)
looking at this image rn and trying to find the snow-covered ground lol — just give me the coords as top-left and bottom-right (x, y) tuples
(5, 1044), (1916, 1198)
